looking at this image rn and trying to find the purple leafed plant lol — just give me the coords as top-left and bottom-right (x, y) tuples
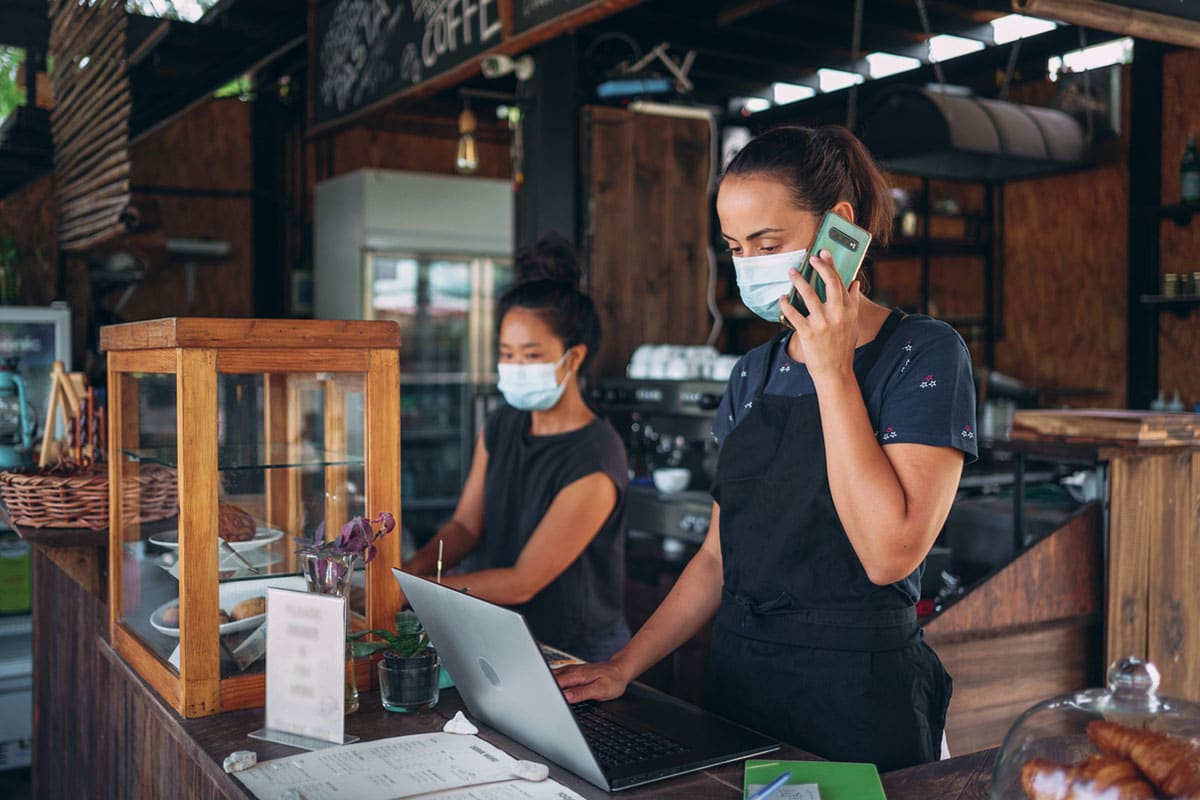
(296, 511), (396, 569)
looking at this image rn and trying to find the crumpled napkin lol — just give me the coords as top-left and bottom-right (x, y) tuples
(443, 710), (479, 735)
(222, 750), (257, 773)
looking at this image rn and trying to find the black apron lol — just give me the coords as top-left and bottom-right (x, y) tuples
(704, 309), (952, 773)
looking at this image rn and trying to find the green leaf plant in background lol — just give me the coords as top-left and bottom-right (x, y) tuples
(349, 611), (431, 663)
(0, 48), (25, 125)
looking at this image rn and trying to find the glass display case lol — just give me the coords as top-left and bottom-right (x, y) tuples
(991, 658), (1200, 799)
(100, 318), (401, 718)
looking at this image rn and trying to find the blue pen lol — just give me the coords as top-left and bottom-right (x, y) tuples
(748, 771), (792, 800)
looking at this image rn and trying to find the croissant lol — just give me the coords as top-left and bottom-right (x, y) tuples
(1088, 720), (1200, 799)
(1022, 754), (1158, 800)
(218, 502), (256, 542)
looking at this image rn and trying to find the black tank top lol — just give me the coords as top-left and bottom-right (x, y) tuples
(482, 405), (629, 658)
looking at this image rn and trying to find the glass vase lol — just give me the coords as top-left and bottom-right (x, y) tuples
(299, 551), (361, 714)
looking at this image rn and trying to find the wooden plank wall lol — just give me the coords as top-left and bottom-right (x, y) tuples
(32, 547), (107, 799)
(113, 97), (255, 321)
(583, 106), (713, 379)
(924, 502), (1104, 754)
(1158, 48), (1200, 411)
(992, 76), (1130, 407)
(47, 0), (131, 253)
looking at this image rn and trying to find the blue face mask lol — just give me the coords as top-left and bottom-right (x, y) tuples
(733, 248), (808, 321)
(497, 353), (570, 411)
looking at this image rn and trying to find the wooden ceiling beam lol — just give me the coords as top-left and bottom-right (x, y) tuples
(714, 0), (788, 27)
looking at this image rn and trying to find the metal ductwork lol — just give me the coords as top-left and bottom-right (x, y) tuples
(857, 86), (1089, 182)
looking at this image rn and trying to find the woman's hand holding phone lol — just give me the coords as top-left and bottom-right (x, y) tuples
(779, 249), (862, 382)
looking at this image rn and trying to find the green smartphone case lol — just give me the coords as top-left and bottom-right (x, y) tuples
(787, 211), (873, 318)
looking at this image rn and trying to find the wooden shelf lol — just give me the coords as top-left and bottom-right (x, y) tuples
(1140, 294), (1200, 315)
(1160, 201), (1199, 226)
(878, 239), (990, 258)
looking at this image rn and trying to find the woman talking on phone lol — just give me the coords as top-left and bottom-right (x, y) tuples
(403, 234), (630, 663)
(557, 126), (977, 771)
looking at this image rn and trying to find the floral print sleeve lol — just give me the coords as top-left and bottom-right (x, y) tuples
(873, 322), (978, 463)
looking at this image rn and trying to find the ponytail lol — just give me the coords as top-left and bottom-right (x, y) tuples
(723, 125), (894, 248)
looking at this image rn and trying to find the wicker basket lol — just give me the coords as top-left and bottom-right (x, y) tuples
(0, 462), (179, 530)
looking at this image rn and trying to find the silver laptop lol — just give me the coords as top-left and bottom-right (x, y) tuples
(394, 570), (778, 792)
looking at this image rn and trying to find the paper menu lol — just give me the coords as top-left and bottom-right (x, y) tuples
(233, 733), (586, 800)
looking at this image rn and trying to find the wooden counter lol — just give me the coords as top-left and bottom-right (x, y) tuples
(97, 635), (994, 800)
(996, 430), (1200, 703)
(14, 513), (995, 799)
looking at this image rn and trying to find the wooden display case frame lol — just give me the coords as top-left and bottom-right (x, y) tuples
(100, 318), (402, 718)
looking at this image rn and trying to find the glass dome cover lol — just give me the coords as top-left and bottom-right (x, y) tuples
(991, 658), (1200, 799)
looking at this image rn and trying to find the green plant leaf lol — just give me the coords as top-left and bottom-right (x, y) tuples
(347, 625), (428, 658)
(396, 611), (423, 637)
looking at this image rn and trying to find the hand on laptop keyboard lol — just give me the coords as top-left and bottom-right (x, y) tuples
(555, 660), (631, 704)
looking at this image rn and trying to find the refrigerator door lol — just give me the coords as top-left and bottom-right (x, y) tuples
(366, 253), (511, 545)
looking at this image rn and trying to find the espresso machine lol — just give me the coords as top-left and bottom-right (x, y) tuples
(591, 378), (726, 544)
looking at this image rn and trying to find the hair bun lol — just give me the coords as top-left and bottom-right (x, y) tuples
(514, 233), (582, 287)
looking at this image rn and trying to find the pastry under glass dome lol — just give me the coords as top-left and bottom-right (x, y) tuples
(991, 657), (1200, 800)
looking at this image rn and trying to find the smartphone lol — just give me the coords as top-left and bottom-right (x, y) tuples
(783, 211), (873, 323)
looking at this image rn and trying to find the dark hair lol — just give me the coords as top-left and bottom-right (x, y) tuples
(722, 125), (894, 249)
(498, 233), (602, 373)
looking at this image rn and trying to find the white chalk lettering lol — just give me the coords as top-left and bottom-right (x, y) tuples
(418, 0), (501, 72)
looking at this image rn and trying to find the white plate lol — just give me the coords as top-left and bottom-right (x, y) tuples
(148, 526), (285, 552)
(147, 575), (307, 638)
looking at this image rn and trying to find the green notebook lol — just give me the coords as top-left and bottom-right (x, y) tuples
(743, 759), (887, 800)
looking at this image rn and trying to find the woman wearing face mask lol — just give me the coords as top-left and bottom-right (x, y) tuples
(403, 234), (631, 663)
(556, 126), (977, 771)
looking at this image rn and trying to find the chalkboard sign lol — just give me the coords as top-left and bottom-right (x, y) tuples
(313, 0), (504, 128)
(511, 0), (596, 35)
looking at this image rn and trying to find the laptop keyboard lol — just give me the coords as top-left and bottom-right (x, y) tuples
(571, 702), (687, 769)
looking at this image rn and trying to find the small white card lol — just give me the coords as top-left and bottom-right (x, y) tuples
(264, 587), (346, 744)
(747, 784), (821, 800)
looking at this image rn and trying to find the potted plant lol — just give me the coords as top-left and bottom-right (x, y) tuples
(350, 611), (441, 712)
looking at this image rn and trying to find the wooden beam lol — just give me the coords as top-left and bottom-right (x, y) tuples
(1016, 0), (1200, 48)
(715, 0), (787, 27)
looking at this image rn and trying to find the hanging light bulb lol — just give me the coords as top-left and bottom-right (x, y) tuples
(456, 99), (479, 174)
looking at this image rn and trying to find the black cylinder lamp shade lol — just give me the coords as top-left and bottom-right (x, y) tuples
(857, 86), (1089, 181)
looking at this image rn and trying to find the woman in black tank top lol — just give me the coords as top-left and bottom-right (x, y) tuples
(402, 235), (630, 662)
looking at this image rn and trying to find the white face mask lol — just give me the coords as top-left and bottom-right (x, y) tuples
(497, 352), (571, 411)
(732, 249), (807, 321)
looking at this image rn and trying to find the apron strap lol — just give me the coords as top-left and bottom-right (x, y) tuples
(853, 307), (907, 383)
(753, 331), (791, 399)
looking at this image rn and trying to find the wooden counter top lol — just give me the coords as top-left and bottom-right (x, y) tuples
(99, 639), (994, 799)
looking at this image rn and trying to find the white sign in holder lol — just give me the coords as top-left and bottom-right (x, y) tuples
(248, 586), (359, 750)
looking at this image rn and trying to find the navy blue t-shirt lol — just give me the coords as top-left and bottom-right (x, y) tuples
(713, 314), (978, 462)
(711, 315), (978, 602)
